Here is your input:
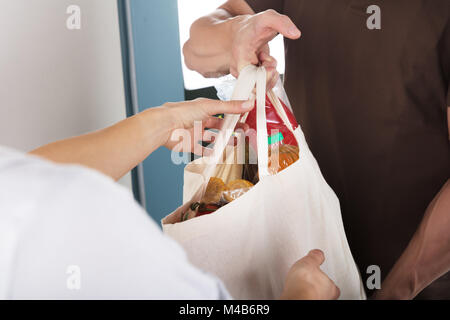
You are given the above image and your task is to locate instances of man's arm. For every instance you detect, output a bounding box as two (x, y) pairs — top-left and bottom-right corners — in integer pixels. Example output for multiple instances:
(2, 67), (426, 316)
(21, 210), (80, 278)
(374, 179), (450, 299)
(375, 109), (450, 299)
(182, 1), (253, 78)
(183, 0), (300, 86)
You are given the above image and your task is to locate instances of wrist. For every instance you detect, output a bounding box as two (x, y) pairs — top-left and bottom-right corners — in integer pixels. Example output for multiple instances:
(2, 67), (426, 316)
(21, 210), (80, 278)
(228, 15), (250, 59)
(229, 14), (248, 36)
(374, 267), (418, 300)
(139, 106), (178, 149)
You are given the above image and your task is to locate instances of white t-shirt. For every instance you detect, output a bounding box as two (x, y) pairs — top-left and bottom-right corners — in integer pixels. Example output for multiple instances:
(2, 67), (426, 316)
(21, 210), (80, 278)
(0, 146), (230, 299)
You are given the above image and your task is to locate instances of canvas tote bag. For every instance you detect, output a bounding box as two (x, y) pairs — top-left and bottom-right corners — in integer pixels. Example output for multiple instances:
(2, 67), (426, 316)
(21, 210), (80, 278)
(163, 65), (366, 300)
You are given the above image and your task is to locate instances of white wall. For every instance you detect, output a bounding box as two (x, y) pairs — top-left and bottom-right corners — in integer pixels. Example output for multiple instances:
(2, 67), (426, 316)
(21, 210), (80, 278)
(0, 0), (131, 188)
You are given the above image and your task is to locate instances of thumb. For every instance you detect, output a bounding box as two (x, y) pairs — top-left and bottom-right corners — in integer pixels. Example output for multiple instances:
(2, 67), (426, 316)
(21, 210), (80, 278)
(259, 10), (301, 40)
(304, 249), (325, 266)
(205, 99), (255, 116)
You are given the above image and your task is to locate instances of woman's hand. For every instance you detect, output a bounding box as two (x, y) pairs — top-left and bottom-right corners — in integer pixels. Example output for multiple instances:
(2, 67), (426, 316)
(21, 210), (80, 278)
(162, 98), (254, 155)
(280, 250), (341, 300)
(30, 98), (253, 181)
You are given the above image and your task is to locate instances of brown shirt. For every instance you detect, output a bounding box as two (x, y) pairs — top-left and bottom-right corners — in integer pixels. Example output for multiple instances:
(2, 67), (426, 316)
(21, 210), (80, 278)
(247, 0), (450, 298)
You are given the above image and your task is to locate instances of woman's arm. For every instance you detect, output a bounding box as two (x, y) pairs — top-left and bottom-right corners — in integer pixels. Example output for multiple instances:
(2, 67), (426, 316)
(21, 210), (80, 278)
(29, 99), (253, 181)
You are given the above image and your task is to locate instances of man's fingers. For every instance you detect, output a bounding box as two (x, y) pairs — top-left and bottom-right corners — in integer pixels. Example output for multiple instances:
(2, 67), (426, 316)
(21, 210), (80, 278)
(265, 68), (279, 90)
(259, 51), (278, 69)
(257, 51), (279, 89)
(257, 9), (301, 40)
(333, 285), (341, 300)
(305, 249), (326, 266)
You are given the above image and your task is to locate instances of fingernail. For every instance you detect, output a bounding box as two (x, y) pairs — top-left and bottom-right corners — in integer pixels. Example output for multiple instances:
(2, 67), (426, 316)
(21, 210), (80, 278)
(242, 100), (253, 110)
(288, 27), (300, 37)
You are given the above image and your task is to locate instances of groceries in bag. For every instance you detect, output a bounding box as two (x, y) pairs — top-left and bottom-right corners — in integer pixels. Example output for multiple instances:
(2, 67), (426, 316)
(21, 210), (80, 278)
(180, 177), (254, 222)
(162, 66), (366, 300)
(179, 92), (300, 222)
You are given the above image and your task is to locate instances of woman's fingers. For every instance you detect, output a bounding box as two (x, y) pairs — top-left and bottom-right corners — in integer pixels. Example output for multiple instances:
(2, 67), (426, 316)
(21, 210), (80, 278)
(199, 98), (254, 116)
(205, 117), (249, 129)
(203, 121), (250, 145)
(166, 98), (255, 154)
(235, 122), (250, 132)
(203, 117), (223, 130)
(167, 98), (254, 132)
(202, 128), (218, 143)
(198, 121), (251, 159)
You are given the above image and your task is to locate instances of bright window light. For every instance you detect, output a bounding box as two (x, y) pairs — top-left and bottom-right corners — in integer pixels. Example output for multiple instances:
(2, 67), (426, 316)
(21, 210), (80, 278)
(177, 0), (285, 91)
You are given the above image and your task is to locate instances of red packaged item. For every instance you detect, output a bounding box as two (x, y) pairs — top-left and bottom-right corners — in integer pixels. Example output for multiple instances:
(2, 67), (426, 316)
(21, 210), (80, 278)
(244, 94), (299, 149)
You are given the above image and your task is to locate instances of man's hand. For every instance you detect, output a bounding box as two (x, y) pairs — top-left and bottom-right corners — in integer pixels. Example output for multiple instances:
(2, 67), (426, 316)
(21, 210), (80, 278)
(183, 1), (300, 89)
(280, 249), (341, 300)
(228, 9), (300, 87)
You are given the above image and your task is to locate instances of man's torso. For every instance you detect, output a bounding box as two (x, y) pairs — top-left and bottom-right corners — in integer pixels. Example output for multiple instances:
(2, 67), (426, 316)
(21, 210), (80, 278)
(248, 0), (450, 298)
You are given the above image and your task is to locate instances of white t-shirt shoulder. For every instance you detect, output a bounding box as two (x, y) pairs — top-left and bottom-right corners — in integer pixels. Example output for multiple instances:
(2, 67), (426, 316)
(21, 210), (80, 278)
(0, 146), (230, 299)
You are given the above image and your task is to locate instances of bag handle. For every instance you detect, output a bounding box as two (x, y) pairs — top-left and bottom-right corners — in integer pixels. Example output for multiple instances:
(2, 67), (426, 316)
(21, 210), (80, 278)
(255, 69), (306, 179)
(203, 66), (271, 180)
(255, 67), (270, 179)
(200, 65), (259, 187)
(267, 90), (295, 133)
(201, 65), (301, 187)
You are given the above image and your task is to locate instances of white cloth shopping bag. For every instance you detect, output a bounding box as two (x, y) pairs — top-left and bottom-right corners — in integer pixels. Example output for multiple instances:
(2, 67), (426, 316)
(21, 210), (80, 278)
(163, 66), (366, 300)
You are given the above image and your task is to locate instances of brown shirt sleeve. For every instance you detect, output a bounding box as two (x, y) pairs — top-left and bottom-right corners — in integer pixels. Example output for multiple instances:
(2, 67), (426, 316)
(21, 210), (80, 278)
(245, 0), (285, 14)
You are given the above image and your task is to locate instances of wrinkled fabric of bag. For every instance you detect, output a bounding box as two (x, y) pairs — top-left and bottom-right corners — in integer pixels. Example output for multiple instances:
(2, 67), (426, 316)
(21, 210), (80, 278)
(163, 66), (366, 300)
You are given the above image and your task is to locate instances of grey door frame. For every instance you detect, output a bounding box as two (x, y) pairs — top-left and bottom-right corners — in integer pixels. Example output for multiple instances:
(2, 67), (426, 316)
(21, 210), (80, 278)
(117, 0), (146, 209)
